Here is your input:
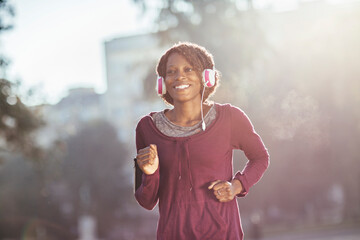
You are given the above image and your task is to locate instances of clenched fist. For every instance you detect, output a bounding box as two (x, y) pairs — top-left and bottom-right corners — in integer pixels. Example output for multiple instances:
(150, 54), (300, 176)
(136, 144), (159, 175)
(208, 179), (243, 202)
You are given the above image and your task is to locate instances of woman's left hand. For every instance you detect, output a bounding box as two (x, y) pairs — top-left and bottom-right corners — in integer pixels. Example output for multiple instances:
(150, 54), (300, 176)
(208, 179), (243, 202)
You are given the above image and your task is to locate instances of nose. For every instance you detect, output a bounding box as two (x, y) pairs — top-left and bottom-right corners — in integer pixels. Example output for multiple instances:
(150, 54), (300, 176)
(175, 70), (186, 81)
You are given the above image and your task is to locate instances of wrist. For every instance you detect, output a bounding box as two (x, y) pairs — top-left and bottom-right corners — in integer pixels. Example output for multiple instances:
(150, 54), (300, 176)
(231, 179), (243, 195)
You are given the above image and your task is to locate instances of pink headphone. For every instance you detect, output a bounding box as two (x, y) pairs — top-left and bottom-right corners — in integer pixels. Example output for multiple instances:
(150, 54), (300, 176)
(156, 68), (216, 96)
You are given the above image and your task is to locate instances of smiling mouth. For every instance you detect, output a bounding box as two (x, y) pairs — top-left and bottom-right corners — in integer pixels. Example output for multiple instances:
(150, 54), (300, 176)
(174, 84), (190, 90)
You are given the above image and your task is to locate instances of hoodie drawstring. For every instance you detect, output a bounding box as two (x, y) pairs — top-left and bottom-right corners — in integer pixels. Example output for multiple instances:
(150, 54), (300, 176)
(184, 139), (193, 191)
(174, 139), (193, 191)
(175, 140), (182, 181)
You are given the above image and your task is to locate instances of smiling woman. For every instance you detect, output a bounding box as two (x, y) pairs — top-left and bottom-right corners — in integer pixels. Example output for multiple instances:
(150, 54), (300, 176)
(156, 43), (219, 107)
(133, 42), (270, 240)
(164, 53), (203, 111)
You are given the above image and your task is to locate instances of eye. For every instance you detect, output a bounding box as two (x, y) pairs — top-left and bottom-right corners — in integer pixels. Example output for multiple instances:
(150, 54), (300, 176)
(185, 67), (193, 72)
(166, 69), (176, 75)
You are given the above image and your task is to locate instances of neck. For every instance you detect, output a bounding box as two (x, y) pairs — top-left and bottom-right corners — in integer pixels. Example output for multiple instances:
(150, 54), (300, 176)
(168, 99), (205, 127)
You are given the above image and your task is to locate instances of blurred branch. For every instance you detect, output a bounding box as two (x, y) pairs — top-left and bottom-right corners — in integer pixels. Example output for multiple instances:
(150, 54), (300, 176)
(0, 1), (44, 161)
(0, 79), (44, 159)
(0, 0), (14, 32)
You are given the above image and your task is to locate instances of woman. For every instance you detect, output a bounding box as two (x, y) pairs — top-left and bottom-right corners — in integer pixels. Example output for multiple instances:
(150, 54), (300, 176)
(134, 42), (269, 240)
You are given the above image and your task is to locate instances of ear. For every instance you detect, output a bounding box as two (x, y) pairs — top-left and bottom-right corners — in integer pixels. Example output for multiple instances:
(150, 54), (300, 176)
(156, 76), (166, 95)
(202, 69), (216, 87)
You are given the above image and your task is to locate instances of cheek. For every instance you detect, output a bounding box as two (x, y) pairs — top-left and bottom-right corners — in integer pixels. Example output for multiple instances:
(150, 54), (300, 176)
(196, 74), (204, 87)
(164, 78), (172, 89)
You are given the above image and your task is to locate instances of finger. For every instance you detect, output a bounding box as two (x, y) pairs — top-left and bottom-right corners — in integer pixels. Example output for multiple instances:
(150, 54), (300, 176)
(215, 188), (230, 198)
(150, 144), (157, 153)
(150, 144), (158, 158)
(213, 181), (231, 191)
(212, 182), (227, 191)
(137, 150), (151, 159)
(137, 158), (150, 167)
(137, 156), (151, 165)
(138, 152), (157, 166)
(149, 155), (155, 165)
(150, 149), (156, 159)
(215, 189), (224, 199)
(214, 189), (222, 197)
(138, 146), (150, 154)
(137, 150), (152, 159)
(150, 146), (158, 159)
(219, 198), (231, 203)
(137, 154), (152, 164)
(216, 194), (230, 202)
(208, 180), (222, 189)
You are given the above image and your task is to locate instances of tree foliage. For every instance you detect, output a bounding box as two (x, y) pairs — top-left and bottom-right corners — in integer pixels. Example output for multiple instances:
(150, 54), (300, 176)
(61, 120), (133, 238)
(0, 79), (43, 156)
(0, 0), (43, 159)
(0, 0), (14, 32)
(0, 153), (74, 239)
(0, 120), (134, 239)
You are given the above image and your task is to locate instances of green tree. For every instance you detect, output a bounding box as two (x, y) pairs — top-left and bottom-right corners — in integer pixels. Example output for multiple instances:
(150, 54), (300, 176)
(0, 0), (43, 160)
(0, 0), (14, 68)
(61, 120), (132, 238)
(0, 153), (74, 239)
(0, 79), (43, 157)
(0, 0), (14, 32)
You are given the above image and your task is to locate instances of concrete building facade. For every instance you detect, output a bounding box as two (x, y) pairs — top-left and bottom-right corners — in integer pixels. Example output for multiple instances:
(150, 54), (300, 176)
(103, 33), (168, 142)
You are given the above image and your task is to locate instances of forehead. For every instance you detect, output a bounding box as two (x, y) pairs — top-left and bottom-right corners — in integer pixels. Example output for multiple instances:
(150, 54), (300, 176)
(166, 52), (191, 67)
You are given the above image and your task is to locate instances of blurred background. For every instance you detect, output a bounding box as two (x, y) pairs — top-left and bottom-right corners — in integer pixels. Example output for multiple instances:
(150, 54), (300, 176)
(0, 0), (360, 239)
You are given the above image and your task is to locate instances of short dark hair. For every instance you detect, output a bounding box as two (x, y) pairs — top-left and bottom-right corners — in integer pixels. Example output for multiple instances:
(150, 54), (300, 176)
(156, 42), (220, 105)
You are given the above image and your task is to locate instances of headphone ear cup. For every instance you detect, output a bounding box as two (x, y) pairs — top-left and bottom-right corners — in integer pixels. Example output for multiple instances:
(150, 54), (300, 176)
(156, 76), (166, 95)
(202, 69), (216, 87)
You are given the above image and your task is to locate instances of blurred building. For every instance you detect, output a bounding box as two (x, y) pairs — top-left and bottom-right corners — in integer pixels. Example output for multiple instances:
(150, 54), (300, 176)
(35, 87), (104, 147)
(103, 33), (168, 142)
(36, 34), (169, 146)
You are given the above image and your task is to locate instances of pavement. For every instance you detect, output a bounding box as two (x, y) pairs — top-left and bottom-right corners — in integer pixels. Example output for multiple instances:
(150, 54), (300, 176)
(250, 227), (360, 240)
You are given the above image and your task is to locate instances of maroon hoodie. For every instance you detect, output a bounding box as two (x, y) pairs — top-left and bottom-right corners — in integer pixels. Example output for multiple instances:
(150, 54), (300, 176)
(135, 103), (269, 240)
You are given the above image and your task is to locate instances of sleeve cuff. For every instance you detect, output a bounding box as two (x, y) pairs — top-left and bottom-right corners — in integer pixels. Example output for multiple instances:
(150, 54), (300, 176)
(233, 171), (249, 197)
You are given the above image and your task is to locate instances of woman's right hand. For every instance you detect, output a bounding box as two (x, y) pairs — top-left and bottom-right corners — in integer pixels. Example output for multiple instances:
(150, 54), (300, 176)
(136, 144), (159, 175)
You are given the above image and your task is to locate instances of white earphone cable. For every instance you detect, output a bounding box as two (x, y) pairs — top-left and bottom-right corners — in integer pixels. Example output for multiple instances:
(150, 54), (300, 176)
(201, 85), (206, 131)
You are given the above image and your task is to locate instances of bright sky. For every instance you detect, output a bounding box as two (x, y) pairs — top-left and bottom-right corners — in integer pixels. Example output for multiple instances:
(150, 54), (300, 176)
(1, 0), (357, 106)
(1, 0), (154, 105)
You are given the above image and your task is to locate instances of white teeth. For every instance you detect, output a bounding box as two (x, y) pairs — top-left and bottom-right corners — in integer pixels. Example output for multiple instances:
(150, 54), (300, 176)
(175, 84), (190, 89)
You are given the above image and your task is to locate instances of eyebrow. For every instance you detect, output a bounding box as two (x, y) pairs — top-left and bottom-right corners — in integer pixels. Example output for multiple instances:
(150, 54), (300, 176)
(166, 64), (192, 68)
